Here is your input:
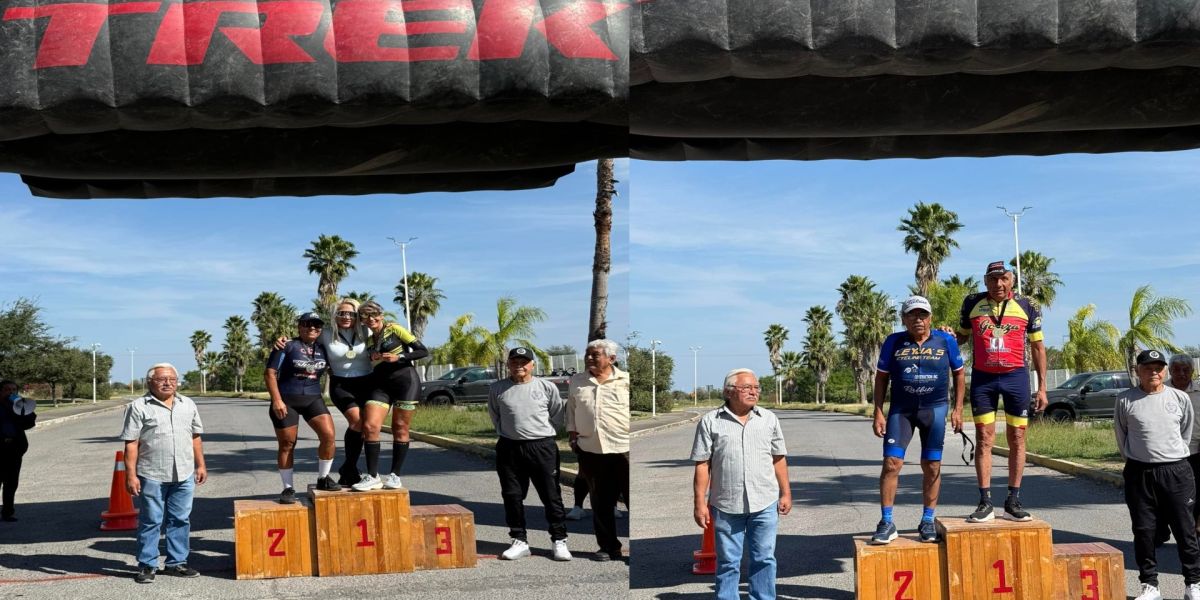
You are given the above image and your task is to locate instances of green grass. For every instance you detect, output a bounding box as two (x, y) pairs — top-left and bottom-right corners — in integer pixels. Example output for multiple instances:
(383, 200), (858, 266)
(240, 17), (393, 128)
(995, 420), (1121, 471)
(409, 405), (496, 436)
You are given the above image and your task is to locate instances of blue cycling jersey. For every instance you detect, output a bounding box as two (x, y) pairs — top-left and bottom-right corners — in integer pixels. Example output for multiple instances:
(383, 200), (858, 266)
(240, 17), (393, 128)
(877, 329), (963, 410)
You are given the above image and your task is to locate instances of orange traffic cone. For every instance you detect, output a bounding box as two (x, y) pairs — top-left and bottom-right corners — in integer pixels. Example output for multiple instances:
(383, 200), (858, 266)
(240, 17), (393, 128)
(692, 520), (717, 575)
(100, 450), (138, 531)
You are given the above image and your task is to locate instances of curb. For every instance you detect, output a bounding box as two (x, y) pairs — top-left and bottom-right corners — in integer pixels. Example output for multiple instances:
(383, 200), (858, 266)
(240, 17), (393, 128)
(630, 410), (704, 439)
(32, 400), (133, 431)
(395, 428), (579, 486)
(992, 446), (1122, 488)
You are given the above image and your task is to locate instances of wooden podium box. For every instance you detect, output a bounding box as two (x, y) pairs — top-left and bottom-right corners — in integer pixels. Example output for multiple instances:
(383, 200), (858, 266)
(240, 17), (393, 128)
(854, 535), (947, 600)
(1051, 543), (1125, 600)
(937, 517), (1054, 600)
(233, 499), (316, 579)
(309, 486), (414, 576)
(410, 505), (478, 570)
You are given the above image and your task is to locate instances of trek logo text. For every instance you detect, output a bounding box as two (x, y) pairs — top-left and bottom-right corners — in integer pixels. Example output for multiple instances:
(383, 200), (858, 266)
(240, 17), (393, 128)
(2, 0), (634, 69)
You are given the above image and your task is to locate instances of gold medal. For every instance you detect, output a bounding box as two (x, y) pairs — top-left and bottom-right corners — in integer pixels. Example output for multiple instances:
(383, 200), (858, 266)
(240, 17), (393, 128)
(345, 350), (357, 359)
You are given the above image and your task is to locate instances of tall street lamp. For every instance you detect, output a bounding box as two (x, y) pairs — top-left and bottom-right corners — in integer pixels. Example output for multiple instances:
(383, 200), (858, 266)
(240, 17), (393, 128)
(998, 206), (1032, 297)
(388, 236), (418, 331)
(128, 347), (137, 393)
(689, 346), (702, 406)
(91, 343), (101, 404)
(650, 340), (662, 417)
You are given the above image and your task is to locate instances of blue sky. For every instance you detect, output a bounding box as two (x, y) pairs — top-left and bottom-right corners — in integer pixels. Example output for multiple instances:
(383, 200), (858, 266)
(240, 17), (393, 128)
(0, 159), (629, 382)
(631, 151), (1200, 390)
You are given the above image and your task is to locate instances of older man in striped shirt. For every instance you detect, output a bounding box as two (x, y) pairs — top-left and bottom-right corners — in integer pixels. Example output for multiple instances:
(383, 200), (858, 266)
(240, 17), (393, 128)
(691, 368), (791, 600)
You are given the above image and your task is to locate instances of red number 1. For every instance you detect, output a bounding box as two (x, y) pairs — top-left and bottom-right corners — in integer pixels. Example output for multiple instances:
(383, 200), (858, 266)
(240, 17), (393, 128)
(1080, 569), (1099, 600)
(356, 518), (375, 547)
(993, 559), (1015, 593)
(267, 528), (286, 557)
(893, 570), (913, 600)
(435, 526), (453, 555)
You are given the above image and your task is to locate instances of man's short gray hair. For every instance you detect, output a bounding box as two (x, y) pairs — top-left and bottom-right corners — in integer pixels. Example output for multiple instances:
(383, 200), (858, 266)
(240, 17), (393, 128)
(723, 368), (757, 388)
(1170, 354), (1195, 368)
(146, 363), (179, 380)
(586, 339), (619, 358)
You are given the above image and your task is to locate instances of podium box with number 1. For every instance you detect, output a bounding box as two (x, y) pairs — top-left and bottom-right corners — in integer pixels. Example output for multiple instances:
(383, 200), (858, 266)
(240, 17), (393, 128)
(310, 485), (414, 576)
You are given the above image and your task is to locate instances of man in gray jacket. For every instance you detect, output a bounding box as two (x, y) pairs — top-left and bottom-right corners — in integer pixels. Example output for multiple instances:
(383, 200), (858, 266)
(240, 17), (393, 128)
(488, 347), (570, 562)
(1116, 349), (1200, 600)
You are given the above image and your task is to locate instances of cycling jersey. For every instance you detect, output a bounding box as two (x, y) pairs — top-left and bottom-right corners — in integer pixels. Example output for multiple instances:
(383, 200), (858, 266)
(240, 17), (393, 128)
(957, 292), (1044, 373)
(877, 329), (964, 410)
(267, 340), (327, 396)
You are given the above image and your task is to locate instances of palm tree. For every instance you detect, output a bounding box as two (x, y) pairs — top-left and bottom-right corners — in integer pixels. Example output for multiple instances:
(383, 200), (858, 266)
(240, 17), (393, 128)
(801, 306), (836, 404)
(189, 330), (211, 394)
(589, 158), (616, 341)
(837, 275), (895, 404)
(303, 234), (358, 319)
(475, 297), (549, 373)
(763, 324), (789, 406)
(221, 315), (253, 393)
(200, 351), (221, 392)
(393, 272), (445, 341)
(251, 292), (297, 359)
(1119, 285), (1193, 376)
(779, 350), (804, 402)
(1060, 304), (1123, 372)
(431, 313), (490, 367)
(1009, 250), (1062, 308)
(941, 274), (981, 291)
(898, 202), (963, 296)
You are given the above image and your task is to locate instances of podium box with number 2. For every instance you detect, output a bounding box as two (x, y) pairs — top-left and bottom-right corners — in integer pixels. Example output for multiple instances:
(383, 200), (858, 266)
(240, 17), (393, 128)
(233, 499), (317, 579)
(854, 535), (947, 600)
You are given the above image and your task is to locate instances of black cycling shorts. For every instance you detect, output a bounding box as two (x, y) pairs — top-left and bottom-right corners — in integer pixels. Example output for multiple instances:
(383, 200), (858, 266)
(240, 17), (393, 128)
(269, 394), (330, 429)
(330, 375), (372, 414)
(369, 366), (421, 410)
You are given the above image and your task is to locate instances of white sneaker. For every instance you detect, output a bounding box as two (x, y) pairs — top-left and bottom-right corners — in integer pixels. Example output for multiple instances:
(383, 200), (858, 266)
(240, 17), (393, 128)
(500, 539), (530, 560)
(351, 474), (383, 492)
(1186, 582), (1200, 600)
(552, 539), (572, 561)
(1135, 583), (1162, 600)
(565, 506), (587, 520)
(381, 473), (403, 489)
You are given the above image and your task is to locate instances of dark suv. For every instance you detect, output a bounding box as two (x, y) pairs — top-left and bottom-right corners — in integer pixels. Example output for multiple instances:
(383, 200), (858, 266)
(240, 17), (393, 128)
(1042, 370), (1133, 422)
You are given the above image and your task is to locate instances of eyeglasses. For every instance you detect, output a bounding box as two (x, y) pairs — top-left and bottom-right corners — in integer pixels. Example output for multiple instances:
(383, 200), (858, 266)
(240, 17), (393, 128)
(151, 378), (178, 384)
(299, 321), (323, 328)
(359, 313), (382, 320)
(335, 311), (357, 318)
(727, 385), (761, 393)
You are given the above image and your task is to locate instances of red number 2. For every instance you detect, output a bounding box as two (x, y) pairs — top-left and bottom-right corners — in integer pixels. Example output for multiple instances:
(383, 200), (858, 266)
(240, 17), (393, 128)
(267, 528), (286, 557)
(993, 559), (1015, 593)
(1080, 568), (1099, 600)
(893, 570), (913, 600)
(356, 518), (375, 547)
(435, 526), (453, 555)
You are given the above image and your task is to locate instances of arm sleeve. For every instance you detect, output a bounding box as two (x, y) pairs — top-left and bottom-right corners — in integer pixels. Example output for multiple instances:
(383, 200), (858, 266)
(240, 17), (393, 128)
(770, 413), (787, 456)
(565, 380), (579, 432)
(1114, 398), (1128, 459)
(119, 403), (141, 441)
(487, 384), (501, 433)
(876, 335), (894, 371)
(267, 346), (288, 372)
(191, 403), (204, 435)
(689, 416), (712, 462)
(404, 339), (429, 362)
(546, 381), (566, 429)
(1025, 298), (1045, 343)
(946, 333), (965, 371)
(1181, 391), (1194, 448)
(957, 296), (974, 335)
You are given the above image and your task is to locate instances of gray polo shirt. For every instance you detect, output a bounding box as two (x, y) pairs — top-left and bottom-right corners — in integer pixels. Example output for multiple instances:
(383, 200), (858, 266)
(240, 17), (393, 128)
(1115, 385), (1193, 463)
(690, 405), (787, 514)
(120, 392), (204, 483)
(488, 377), (564, 441)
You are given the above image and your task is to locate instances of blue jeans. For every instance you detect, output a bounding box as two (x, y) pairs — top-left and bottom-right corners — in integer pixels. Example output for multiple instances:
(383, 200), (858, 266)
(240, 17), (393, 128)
(713, 502), (778, 600)
(136, 474), (195, 569)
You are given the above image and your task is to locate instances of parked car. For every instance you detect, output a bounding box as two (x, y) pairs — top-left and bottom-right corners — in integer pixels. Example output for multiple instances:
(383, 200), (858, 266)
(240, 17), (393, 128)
(421, 366), (571, 406)
(1042, 370), (1133, 422)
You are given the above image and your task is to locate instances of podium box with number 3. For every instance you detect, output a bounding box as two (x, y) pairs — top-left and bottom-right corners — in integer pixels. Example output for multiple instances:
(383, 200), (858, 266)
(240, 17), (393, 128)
(233, 499), (317, 579)
(410, 505), (478, 570)
(1051, 542), (1124, 600)
(937, 517), (1054, 600)
(310, 486), (415, 576)
(854, 535), (947, 600)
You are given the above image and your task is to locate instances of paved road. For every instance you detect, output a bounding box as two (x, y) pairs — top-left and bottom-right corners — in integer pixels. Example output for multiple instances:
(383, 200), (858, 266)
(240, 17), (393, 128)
(633, 409), (1170, 599)
(0, 396), (627, 599)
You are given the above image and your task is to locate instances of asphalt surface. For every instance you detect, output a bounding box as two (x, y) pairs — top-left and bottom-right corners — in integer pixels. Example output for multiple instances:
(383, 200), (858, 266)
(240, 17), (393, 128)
(0, 396), (628, 599)
(632, 409), (1168, 600)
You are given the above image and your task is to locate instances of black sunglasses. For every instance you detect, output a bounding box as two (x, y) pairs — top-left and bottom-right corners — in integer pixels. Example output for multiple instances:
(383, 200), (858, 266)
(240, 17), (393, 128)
(299, 321), (323, 328)
(335, 311), (357, 318)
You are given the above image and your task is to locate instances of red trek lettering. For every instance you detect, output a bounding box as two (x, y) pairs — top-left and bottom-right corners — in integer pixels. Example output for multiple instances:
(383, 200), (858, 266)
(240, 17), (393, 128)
(325, 0), (467, 63)
(4, 2), (159, 68)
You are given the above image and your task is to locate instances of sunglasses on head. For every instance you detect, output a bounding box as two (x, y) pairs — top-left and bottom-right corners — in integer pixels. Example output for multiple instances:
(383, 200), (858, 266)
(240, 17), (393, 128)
(299, 321), (323, 328)
(335, 311), (357, 318)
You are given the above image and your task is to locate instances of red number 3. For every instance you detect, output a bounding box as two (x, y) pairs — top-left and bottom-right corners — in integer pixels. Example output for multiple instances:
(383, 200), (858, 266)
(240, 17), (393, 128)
(1080, 569), (1099, 600)
(435, 526), (453, 555)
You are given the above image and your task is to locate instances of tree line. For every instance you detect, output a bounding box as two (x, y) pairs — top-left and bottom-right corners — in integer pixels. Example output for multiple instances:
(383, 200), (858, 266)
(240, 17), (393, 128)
(0, 298), (114, 403)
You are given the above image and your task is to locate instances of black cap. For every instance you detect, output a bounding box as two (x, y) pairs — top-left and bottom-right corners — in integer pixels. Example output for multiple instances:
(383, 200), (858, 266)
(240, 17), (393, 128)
(1137, 349), (1168, 366)
(507, 347), (534, 361)
(297, 311), (324, 324)
(985, 261), (1009, 277)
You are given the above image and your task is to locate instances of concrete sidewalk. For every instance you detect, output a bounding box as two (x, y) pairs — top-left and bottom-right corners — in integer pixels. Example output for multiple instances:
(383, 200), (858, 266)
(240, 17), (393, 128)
(29, 396), (136, 430)
(630, 408), (706, 438)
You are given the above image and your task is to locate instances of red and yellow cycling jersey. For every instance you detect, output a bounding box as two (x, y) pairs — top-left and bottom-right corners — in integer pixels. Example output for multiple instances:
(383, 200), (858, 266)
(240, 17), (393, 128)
(957, 292), (1043, 373)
